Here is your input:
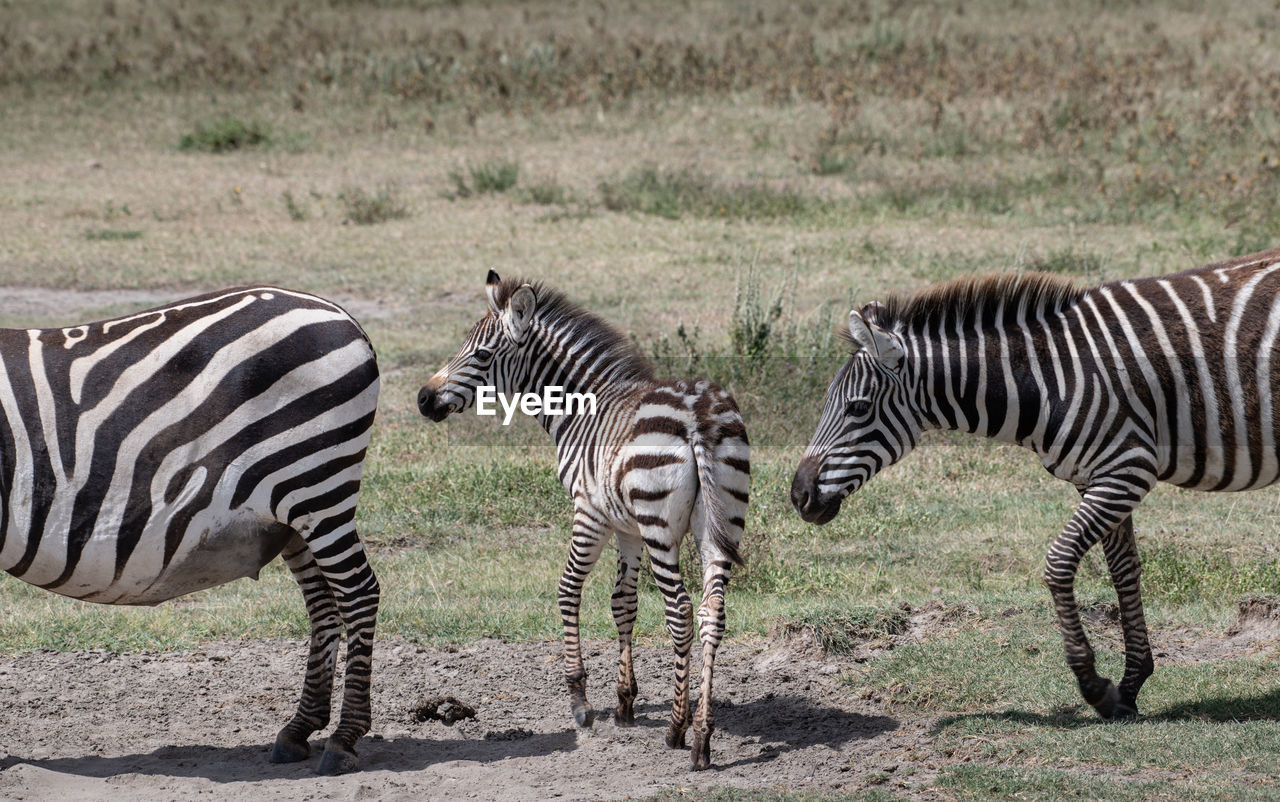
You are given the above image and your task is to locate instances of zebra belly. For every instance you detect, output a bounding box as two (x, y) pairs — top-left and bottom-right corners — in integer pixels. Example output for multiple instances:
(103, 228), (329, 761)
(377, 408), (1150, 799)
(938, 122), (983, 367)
(9, 516), (294, 606)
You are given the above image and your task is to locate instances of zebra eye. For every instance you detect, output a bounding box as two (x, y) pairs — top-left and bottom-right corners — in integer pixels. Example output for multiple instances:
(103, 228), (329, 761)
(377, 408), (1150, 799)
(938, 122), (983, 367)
(845, 399), (871, 419)
(474, 348), (493, 363)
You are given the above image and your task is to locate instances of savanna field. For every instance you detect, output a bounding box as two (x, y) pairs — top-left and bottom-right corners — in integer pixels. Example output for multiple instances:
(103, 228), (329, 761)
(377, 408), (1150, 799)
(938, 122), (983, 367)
(2, 1), (1280, 799)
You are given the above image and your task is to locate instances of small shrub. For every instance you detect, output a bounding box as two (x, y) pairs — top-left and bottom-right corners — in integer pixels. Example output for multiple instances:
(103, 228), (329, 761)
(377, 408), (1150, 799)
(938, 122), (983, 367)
(339, 184), (409, 225)
(178, 117), (271, 153)
(469, 159), (520, 193)
(520, 180), (570, 206)
(444, 159), (521, 199)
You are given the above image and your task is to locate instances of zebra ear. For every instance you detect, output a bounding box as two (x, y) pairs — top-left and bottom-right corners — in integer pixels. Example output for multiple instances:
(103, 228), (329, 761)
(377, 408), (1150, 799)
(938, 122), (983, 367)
(485, 270), (502, 315)
(848, 308), (905, 371)
(504, 284), (537, 339)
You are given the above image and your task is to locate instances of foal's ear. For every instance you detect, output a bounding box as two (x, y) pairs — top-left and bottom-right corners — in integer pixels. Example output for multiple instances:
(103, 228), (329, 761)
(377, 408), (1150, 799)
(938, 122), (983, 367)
(485, 270), (502, 315)
(847, 307), (905, 371)
(504, 284), (537, 340)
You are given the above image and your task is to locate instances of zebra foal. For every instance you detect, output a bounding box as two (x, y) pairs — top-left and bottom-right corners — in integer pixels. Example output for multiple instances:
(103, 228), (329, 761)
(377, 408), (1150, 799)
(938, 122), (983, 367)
(0, 286), (380, 774)
(417, 272), (748, 770)
(792, 246), (1280, 718)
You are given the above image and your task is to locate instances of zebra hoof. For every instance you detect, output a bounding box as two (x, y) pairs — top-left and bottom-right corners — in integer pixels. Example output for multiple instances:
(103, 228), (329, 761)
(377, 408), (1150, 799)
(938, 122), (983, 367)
(1089, 680), (1120, 720)
(573, 704), (595, 729)
(316, 747), (360, 776)
(689, 727), (712, 771)
(268, 736), (310, 764)
(1114, 700), (1139, 719)
(665, 725), (687, 750)
(615, 703), (635, 727)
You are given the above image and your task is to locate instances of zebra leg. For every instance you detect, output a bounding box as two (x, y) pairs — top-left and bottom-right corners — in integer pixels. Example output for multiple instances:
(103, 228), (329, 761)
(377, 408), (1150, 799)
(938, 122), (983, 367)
(645, 538), (695, 751)
(1045, 485), (1145, 720)
(560, 512), (608, 728)
(1100, 515), (1153, 717)
(612, 534), (643, 726)
(313, 538), (380, 776)
(270, 536), (344, 765)
(689, 558), (731, 771)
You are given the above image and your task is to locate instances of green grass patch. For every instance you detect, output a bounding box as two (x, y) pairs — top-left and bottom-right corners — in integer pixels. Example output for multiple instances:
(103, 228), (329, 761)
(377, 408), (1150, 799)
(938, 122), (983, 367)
(178, 117), (271, 153)
(446, 159), (521, 199)
(339, 183), (410, 225)
(83, 228), (142, 241)
(599, 166), (815, 221)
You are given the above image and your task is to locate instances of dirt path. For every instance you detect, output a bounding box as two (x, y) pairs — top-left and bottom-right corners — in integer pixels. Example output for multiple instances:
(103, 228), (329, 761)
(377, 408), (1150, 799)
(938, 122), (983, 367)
(0, 638), (932, 801)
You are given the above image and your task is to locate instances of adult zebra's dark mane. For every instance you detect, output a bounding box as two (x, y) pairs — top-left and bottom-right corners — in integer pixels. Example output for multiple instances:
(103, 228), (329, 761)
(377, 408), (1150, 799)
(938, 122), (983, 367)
(862, 272), (1087, 335)
(491, 277), (655, 383)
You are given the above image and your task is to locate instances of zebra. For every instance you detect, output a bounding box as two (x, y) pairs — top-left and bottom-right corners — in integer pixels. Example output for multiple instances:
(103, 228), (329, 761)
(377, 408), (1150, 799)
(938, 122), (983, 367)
(417, 271), (748, 770)
(791, 245), (1280, 719)
(0, 286), (381, 775)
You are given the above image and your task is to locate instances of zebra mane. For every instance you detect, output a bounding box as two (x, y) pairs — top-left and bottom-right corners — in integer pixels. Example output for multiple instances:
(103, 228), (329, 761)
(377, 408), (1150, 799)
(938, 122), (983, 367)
(844, 272), (1087, 343)
(491, 277), (655, 383)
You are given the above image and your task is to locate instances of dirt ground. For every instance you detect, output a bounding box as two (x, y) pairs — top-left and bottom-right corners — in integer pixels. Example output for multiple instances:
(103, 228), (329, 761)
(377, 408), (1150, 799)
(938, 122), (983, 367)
(0, 637), (931, 801)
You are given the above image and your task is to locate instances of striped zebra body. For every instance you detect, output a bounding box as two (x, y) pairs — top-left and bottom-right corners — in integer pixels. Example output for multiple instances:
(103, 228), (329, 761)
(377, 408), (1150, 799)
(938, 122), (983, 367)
(791, 246), (1280, 719)
(418, 272), (748, 770)
(0, 286), (381, 774)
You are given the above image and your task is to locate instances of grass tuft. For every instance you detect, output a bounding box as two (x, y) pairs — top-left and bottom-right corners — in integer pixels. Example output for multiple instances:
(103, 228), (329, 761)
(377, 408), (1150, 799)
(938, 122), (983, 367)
(339, 184), (410, 225)
(599, 166), (814, 221)
(178, 117), (271, 153)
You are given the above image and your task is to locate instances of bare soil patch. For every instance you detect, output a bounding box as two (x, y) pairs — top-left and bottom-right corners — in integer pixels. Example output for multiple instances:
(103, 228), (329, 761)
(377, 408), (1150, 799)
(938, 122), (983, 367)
(0, 638), (932, 801)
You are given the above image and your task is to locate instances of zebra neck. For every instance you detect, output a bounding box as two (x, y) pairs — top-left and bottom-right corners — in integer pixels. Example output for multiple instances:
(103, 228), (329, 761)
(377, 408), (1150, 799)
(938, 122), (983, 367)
(523, 321), (643, 441)
(909, 312), (1050, 448)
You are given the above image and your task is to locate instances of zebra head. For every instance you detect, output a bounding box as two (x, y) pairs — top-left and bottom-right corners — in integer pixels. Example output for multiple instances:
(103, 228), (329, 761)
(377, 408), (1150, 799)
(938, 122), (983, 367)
(791, 302), (920, 525)
(418, 270), (536, 422)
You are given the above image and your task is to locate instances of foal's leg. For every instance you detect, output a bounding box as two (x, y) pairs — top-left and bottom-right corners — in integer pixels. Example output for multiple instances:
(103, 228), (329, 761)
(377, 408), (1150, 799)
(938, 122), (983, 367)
(612, 533), (643, 725)
(644, 534), (695, 750)
(561, 504), (609, 728)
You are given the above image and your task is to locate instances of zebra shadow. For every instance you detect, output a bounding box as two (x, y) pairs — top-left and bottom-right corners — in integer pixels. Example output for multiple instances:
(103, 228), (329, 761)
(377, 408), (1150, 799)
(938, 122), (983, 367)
(0, 730), (579, 783)
(622, 694), (898, 769)
(930, 686), (1280, 733)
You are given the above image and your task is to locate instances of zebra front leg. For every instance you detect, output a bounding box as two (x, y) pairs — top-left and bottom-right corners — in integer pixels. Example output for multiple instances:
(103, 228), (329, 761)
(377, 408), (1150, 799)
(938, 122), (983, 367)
(646, 538), (695, 751)
(560, 512), (608, 728)
(689, 559), (731, 771)
(1046, 484), (1145, 719)
(1101, 515), (1154, 717)
(271, 537), (343, 765)
(612, 534), (643, 725)
(313, 539), (381, 776)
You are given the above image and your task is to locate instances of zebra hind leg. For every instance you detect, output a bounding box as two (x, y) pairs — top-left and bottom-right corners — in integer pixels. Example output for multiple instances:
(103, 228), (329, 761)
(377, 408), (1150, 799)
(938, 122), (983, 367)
(1100, 516), (1154, 717)
(315, 537), (380, 776)
(645, 538), (695, 751)
(689, 559), (731, 771)
(271, 536), (343, 765)
(611, 534), (643, 726)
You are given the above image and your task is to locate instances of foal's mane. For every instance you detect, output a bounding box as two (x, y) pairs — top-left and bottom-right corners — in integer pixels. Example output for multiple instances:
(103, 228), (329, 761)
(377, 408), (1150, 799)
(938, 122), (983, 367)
(490, 277), (655, 383)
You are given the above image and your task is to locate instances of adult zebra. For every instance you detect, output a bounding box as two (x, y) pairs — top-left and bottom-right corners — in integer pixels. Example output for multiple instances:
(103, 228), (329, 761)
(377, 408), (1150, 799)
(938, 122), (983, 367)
(0, 286), (381, 775)
(791, 246), (1280, 719)
(417, 271), (748, 770)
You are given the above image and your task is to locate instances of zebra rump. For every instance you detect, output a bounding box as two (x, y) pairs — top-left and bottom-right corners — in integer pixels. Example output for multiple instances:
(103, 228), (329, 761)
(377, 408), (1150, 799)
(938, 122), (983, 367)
(0, 285), (381, 774)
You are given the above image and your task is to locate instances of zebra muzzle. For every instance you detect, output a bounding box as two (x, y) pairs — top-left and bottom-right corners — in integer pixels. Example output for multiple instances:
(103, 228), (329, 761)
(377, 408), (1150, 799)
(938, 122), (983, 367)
(417, 386), (457, 422)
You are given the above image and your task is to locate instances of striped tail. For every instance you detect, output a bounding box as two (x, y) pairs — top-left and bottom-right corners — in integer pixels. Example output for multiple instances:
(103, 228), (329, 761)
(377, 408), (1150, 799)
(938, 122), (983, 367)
(691, 434), (744, 567)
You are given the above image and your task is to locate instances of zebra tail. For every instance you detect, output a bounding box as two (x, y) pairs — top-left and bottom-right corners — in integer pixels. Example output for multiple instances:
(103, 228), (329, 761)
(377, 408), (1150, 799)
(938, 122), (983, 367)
(691, 435), (745, 567)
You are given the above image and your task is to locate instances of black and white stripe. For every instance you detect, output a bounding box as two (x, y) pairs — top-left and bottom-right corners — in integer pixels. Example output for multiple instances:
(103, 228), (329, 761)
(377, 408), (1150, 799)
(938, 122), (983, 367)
(418, 271), (748, 770)
(0, 286), (380, 774)
(792, 246), (1280, 719)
